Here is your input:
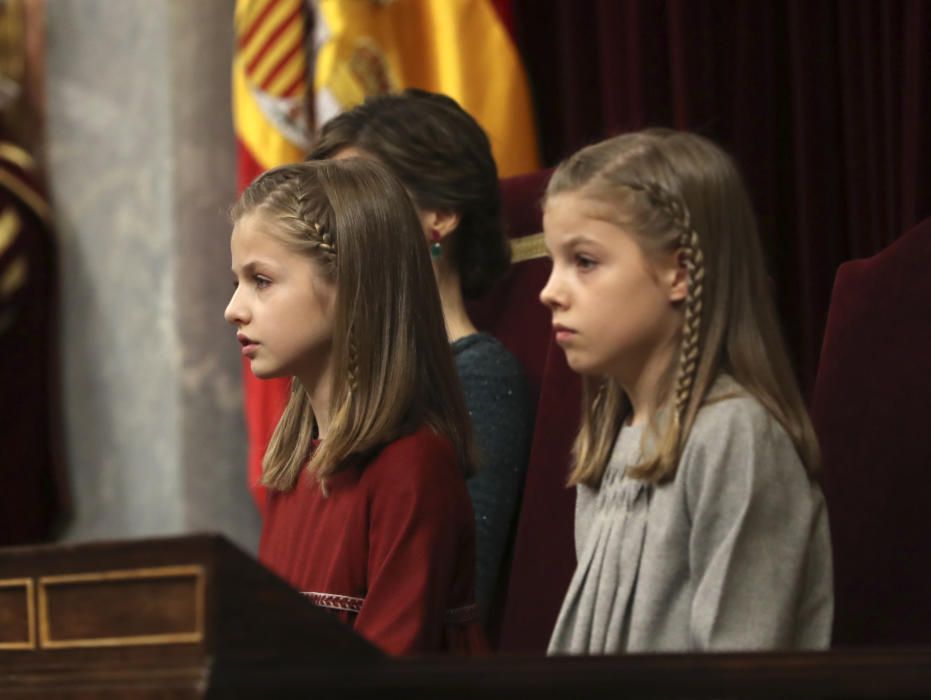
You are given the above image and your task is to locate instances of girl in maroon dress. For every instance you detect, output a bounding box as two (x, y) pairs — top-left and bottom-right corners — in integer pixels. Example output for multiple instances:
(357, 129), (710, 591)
(224, 158), (485, 655)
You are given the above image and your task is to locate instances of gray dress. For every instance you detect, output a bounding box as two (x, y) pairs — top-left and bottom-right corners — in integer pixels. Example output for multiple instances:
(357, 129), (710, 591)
(548, 380), (833, 654)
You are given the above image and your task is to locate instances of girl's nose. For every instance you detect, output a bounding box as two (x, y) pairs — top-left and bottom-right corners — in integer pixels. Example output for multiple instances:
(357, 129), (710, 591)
(539, 268), (564, 310)
(224, 287), (247, 325)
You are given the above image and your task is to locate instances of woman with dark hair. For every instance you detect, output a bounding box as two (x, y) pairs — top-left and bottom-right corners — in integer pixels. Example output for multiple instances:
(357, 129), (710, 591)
(309, 89), (533, 622)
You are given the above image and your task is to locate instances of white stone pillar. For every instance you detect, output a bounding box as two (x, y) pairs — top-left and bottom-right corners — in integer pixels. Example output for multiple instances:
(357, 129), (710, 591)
(47, 0), (260, 550)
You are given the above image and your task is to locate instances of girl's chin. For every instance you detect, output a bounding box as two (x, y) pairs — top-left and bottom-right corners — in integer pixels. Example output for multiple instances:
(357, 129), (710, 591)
(567, 361), (600, 377)
(250, 362), (286, 380)
(564, 352), (600, 376)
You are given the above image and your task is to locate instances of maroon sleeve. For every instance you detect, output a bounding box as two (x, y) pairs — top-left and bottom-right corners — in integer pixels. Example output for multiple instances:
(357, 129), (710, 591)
(355, 434), (470, 655)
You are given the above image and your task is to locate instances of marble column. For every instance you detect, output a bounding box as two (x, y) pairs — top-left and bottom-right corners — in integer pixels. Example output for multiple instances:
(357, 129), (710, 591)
(47, 0), (260, 550)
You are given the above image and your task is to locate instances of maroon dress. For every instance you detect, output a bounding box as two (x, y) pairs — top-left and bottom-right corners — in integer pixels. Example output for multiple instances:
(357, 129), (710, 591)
(259, 426), (486, 655)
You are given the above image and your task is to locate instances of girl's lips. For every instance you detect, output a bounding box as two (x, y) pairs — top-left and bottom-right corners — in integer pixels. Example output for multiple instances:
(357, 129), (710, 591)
(237, 333), (259, 356)
(554, 325), (576, 343)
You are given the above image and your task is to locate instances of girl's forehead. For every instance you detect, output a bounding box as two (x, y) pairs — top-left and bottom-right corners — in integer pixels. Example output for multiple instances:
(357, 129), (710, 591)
(232, 212), (289, 244)
(545, 192), (622, 233)
(233, 210), (275, 234)
(231, 215), (291, 257)
(546, 191), (619, 222)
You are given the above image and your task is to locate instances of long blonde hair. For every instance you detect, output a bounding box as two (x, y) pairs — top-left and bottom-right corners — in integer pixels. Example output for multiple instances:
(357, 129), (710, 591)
(547, 129), (820, 487)
(233, 159), (476, 491)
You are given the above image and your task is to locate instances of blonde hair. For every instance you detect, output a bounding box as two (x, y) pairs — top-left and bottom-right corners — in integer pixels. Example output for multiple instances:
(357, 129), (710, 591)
(547, 129), (820, 487)
(233, 159), (476, 491)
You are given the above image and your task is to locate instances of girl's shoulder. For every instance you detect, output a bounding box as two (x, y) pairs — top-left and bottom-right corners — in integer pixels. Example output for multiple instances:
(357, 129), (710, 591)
(360, 426), (461, 490)
(691, 375), (781, 438)
(681, 375), (803, 482)
(674, 376), (825, 534)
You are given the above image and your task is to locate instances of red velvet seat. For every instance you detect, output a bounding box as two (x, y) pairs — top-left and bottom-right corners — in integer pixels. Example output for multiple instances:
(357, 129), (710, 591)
(468, 169), (580, 653)
(811, 216), (931, 646)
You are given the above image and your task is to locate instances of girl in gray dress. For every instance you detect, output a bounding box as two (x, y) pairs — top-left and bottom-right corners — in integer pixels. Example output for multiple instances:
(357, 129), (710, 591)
(540, 129), (832, 654)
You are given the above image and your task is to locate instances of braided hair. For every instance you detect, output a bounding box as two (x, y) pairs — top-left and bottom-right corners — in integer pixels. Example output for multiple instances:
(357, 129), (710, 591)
(621, 181), (705, 434)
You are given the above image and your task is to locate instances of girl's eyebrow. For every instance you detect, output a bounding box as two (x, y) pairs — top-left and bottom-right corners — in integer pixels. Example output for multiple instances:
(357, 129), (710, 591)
(544, 234), (599, 256)
(232, 259), (277, 275)
(562, 234), (606, 250)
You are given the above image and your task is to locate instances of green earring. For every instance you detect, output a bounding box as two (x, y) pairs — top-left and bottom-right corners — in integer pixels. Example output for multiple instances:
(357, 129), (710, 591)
(430, 228), (442, 261)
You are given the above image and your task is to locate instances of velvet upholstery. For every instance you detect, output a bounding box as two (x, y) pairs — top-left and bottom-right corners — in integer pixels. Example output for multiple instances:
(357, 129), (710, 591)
(811, 216), (931, 646)
(468, 169), (580, 652)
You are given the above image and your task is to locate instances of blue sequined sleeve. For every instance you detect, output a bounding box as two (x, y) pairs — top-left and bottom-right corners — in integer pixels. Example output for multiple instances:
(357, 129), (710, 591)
(452, 333), (534, 619)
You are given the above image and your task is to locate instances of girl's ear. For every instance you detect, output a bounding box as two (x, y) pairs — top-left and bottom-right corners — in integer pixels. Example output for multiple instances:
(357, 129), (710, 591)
(667, 248), (689, 303)
(421, 209), (461, 238)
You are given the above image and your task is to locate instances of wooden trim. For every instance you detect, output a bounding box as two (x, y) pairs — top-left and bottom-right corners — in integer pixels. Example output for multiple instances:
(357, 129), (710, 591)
(37, 565), (205, 650)
(0, 578), (35, 650)
(510, 232), (547, 263)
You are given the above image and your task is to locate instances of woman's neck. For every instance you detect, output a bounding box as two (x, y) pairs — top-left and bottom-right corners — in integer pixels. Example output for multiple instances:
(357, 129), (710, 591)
(435, 263), (477, 343)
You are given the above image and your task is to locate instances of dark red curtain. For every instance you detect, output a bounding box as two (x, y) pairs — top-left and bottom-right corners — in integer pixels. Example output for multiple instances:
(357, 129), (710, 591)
(512, 0), (930, 393)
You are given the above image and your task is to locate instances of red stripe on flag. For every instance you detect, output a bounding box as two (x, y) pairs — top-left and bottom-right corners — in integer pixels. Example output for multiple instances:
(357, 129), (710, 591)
(237, 0), (281, 50)
(259, 38), (303, 92)
(245, 4), (303, 76)
(281, 70), (307, 98)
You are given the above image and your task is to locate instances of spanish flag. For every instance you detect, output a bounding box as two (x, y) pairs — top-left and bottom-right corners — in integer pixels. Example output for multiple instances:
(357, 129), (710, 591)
(312, 0), (539, 177)
(233, 0), (310, 513)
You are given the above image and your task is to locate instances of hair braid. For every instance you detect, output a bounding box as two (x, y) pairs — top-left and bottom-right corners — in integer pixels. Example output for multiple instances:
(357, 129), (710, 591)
(248, 168), (339, 262)
(347, 332), (359, 394)
(623, 181), (705, 429)
(291, 184), (337, 260)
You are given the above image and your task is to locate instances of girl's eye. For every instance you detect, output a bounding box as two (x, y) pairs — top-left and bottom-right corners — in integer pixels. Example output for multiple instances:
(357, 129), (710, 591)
(575, 254), (597, 270)
(255, 275), (271, 289)
(231, 279), (239, 290)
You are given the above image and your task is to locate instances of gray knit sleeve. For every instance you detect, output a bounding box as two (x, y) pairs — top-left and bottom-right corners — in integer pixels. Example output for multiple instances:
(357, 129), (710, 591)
(681, 397), (833, 649)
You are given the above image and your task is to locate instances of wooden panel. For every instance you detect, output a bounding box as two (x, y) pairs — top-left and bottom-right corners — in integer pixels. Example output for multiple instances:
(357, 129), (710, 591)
(38, 566), (204, 649)
(0, 578), (34, 650)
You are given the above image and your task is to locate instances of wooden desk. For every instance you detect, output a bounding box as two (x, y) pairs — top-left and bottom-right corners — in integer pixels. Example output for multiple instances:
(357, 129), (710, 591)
(2, 534), (930, 699)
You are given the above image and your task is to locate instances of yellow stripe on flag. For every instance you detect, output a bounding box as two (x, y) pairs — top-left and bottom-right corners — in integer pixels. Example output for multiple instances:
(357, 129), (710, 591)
(233, 0), (307, 172)
(266, 51), (306, 96)
(234, 0), (274, 29)
(240, 0), (299, 70)
(233, 56), (305, 170)
(250, 21), (303, 88)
